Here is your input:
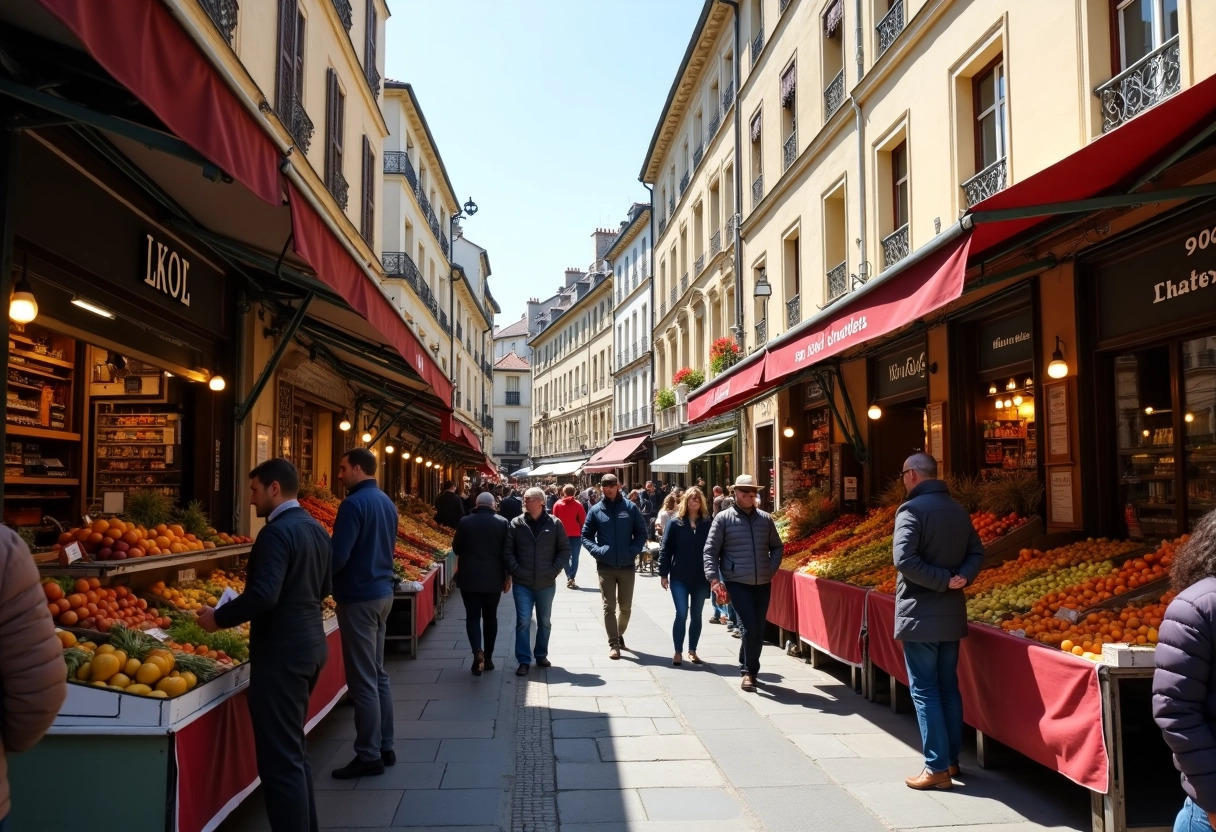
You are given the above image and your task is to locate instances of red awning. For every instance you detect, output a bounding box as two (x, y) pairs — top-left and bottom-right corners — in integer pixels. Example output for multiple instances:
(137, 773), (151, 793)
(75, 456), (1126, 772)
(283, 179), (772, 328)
(687, 353), (767, 423)
(478, 458), (498, 478)
(442, 414), (483, 455)
(38, 0), (452, 405)
(584, 434), (650, 473)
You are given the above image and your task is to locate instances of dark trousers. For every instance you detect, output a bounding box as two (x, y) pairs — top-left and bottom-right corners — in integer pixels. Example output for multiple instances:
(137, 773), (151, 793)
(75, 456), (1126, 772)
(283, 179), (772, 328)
(462, 590), (502, 655)
(248, 654), (325, 832)
(725, 581), (772, 677)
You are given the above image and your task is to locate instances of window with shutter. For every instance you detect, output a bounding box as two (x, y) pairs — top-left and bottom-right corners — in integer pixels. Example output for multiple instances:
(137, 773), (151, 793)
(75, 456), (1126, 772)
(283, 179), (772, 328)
(364, 0), (380, 95)
(325, 69), (348, 210)
(275, 0), (297, 116)
(361, 135), (375, 244)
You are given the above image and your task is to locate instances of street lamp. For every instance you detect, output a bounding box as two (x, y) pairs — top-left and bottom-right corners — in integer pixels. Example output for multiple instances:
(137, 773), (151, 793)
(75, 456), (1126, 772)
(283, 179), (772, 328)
(448, 196), (479, 401)
(753, 271), (772, 349)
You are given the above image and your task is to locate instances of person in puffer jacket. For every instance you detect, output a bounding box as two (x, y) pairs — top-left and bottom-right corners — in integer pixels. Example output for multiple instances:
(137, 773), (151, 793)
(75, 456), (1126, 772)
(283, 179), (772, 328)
(1154, 510), (1216, 832)
(703, 475), (783, 691)
(581, 473), (648, 658)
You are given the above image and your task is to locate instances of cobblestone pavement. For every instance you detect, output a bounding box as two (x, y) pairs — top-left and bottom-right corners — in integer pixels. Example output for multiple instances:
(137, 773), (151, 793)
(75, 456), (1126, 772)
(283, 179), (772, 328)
(220, 559), (1091, 831)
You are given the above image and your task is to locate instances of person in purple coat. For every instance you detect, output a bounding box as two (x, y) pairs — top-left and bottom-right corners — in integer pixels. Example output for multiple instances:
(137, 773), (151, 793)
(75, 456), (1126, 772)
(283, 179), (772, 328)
(1154, 510), (1216, 832)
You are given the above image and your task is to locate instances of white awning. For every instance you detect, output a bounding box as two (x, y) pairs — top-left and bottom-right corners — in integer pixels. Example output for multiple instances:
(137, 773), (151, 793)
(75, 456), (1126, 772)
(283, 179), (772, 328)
(649, 431), (736, 473)
(528, 459), (587, 477)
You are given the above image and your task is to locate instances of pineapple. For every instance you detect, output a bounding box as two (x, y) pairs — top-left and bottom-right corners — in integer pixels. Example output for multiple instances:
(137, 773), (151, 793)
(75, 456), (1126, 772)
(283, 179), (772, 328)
(175, 500), (211, 539)
(108, 623), (157, 662)
(125, 489), (174, 529)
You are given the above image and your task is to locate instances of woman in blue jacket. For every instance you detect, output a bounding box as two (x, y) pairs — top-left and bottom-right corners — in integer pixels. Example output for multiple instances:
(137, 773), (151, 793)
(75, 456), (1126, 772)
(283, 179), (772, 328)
(659, 487), (712, 666)
(1154, 511), (1216, 832)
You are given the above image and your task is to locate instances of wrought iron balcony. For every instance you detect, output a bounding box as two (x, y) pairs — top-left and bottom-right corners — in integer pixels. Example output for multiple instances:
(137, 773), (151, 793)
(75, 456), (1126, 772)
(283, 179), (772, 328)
(670, 287), (677, 307)
(827, 260), (848, 301)
(722, 81), (735, 112)
(456, 322), (463, 340)
(658, 216), (668, 237)
(877, 0), (904, 56)
(693, 142), (704, 169)
(786, 294), (800, 328)
(327, 169), (349, 211)
(483, 415), (494, 430)
(441, 232), (450, 258)
(285, 95), (314, 154)
(679, 171), (690, 197)
(1096, 35), (1180, 133)
(382, 251), (421, 289)
(783, 130), (797, 171)
(668, 195), (675, 215)
(726, 214), (738, 241)
(882, 224), (910, 269)
(455, 390), (462, 408)
(365, 64), (381, 97)
(780, 0), (792, 14)
(331, 0), (353, 29)
(825, 69), (845, 121)
(695, 253), (705, 275)
(708, 109), (722, 140)
(632, 342), (640, 361)
(751, 27), (765, 68)
(752, 174), (763, 209)
(680, 273), (689, 295)
(201, 0), (238, 44)
(660, 300), (667, 316)
(384, 151), (418, 190)
(755, 318), (767, 347)
(506, 440), (520, 453)
(710, 230), (721, 258)
(642, 336), (649, 352)
(961, 156), (1008, 208)
(440, 310), (450, 333)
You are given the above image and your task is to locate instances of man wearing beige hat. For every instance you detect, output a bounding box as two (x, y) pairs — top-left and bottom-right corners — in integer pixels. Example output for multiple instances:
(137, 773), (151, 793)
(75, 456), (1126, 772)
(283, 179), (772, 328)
(703, 475), (784, 691)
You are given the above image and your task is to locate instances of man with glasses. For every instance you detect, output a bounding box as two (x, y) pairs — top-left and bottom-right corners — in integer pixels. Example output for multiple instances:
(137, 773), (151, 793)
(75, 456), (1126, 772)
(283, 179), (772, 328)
(703, 475), (784, 691)
(893, 453), (984, 791)
(505, 487), (570, 676)
(581, 473), (648, 659)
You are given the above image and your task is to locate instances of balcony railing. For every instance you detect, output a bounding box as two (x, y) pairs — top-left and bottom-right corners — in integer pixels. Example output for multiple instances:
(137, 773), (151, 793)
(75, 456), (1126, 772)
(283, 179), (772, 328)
(695, 253), (705, 275)
(365, 64), (381, 97)
(1096, 35), (1181, 133)
(658, 215), (668, 237)
(752, 174), (764, 209)
(285, 95), (314, 154)
(710, 229), (721, 258)
(441, 232), (450, 258)
(506, 440), (520, 453)
(201, 0), (238, 43)
(440, 310), (450, 334)
(670, 287), (677, 307)
(383, 251), (421, 288)
(780, 0), (792, 14)
(660, 300), (667, 317)
(722, 80), (735, 112)
(616, 350), (623, 367)
(961, 156), (1008, 208)
(668, 195), (675, 215)
(331, 0), (353, 30)
(483, 415), (494, 431)
(383, 151), (418, 190)
(751, 27), (765, 68)
(327, 169), (349, 211)
(505, 390), (521, 406)
(882, 224), (910, 269)
(455, 391), (462, 409)
(783, 130), (797, 171)
(656, 403), (687, 433)
(631, 341), (639, 361)
(825, 69), (845, 121)
(786, 295), (800, 329)
(877, 0), (904, 56)
(755, 318), (768, 347)
(679, 171), (690, 197)
(726, 214), (738, 242)
(827, 260), (848, 301)
(693, 142), (704, 169)
(456, 322), (463, 340)
(708, 109), (722, 140)
(680, 273), (689, 295)
(642, 336), (649, 352)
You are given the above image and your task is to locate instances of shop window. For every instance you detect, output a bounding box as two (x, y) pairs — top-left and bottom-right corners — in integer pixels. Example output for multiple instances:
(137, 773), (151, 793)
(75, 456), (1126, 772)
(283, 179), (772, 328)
(1182, 336), (1216, 527)
(1116, 345), (1177, 539)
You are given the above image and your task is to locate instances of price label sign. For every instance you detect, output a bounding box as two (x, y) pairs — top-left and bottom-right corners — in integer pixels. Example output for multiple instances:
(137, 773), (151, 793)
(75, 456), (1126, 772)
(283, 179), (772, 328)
(59, 541), (86, 566)
(1054, 607), (1081, 624)
(145, 628), (170, 642)
(178, 568), (196, 583)
(214, 587), (239, 609)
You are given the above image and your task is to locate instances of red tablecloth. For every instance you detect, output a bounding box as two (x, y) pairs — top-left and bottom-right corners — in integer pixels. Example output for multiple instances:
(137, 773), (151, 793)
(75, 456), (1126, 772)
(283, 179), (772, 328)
(865, 591), (1108, 792)
(793, 573), (866, 666)
(767, 568), (799, 633)
(416, 568), (438, 637)
(174, 625), (348, 832)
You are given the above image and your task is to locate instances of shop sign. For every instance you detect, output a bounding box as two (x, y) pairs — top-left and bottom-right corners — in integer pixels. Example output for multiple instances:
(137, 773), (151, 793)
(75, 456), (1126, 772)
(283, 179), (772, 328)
(1098, 216), (1216, 341)
(143, 234), (193, 307)
(874, 342), (928, 401)
(977, 309), (1034, 373)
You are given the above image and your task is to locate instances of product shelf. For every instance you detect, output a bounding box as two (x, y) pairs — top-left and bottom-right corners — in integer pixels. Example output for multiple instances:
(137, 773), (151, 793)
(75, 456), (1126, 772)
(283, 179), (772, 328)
(37, 543), (253, 577)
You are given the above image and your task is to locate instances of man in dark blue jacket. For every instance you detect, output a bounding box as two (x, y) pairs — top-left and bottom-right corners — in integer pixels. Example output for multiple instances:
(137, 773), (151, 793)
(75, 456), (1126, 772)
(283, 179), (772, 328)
(581, 473), (648, 658)
(199, 458), (331, 832)
(498, 487), (523, 522)
(893, 453), (984, 792)
(329, 448), (399, 780)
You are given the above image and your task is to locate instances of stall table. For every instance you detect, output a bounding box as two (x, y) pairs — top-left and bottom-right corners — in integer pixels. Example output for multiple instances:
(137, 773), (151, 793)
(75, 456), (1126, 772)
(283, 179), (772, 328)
(792, 572), (866, 690)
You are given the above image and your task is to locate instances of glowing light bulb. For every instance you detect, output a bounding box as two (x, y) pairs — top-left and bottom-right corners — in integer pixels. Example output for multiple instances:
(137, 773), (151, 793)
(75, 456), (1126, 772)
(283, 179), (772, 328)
(867, 404), (882, 420)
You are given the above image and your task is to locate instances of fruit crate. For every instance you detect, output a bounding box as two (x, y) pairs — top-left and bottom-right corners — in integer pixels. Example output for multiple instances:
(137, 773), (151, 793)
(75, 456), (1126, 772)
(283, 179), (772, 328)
(981, 516), (1045, 565)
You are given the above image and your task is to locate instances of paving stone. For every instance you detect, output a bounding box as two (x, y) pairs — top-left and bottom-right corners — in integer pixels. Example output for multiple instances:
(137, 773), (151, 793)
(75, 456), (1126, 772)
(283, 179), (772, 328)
(381, 700), (427, 720)
(390, 788), (502, 826)
(393, 719), (495, 739)
(620, 698), (676, 718)
(552, 716), (661, 738)
(637, 787), (747, 821)
(418, 699), (499, 721)
(652, 718), (687, 735)
(817, 756), (929, 784)
(595, 735), (710, 761)
(561, 822), (758, 832)
(788, 733), (860, 760)
(558, 759), (723, 790)
(546, 681), (666, 698)
(554, 738), (601, 762)
(740, 785), (887, 832)
(556, 789), (647, 823)
(434, 738), (510, 762)
(670, 695), (752, 711)
(681, 705), (770, 731)
(314, 789), (404, 827)
(549, 696), (609, 717)
(385, 668), (441, 684)
(440, 760), (509, 789)
(353, 762), (445, 791)
(844, 782), (968, 828)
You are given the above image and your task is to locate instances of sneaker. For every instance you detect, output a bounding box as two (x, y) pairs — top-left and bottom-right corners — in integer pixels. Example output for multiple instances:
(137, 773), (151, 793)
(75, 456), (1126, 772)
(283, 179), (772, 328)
(332, 756), (385, 780)
(569, 581), (578, 589)
(708, 616), (723, 624)
(382, 749), (396, 766)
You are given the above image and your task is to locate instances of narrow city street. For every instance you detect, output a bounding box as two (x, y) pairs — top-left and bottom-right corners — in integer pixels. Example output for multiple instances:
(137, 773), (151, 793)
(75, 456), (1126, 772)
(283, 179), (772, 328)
(220, 560), (1089, 832)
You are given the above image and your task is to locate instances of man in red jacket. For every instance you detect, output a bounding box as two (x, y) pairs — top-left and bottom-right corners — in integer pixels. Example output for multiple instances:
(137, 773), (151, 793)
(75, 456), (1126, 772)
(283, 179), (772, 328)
(553, 484), (587, 589)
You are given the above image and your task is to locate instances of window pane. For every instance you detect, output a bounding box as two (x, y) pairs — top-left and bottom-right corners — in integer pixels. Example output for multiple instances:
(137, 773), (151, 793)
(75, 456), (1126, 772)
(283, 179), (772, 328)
(897, 180), (909, 228)
(1116, 346), (1177, 539)
(1120, 0), (1154, 66)
(978, 69), (995, 112)
(1184, 336), (1216, 525)
(1164, 0), (1178, 40)
(979, 114), (999, 168)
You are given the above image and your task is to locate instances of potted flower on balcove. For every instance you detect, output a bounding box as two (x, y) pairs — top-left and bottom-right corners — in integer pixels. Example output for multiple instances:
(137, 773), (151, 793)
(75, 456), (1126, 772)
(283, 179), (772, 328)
(655, 388), (676, 411)
(709, 337), (741, 376)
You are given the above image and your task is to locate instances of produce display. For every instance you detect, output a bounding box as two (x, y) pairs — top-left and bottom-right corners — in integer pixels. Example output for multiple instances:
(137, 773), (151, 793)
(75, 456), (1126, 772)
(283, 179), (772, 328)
(49, 517), (252, 562)
(60, 623), (225, 698)
(43, 577), (169, 631)
(148, 570), (245, 612)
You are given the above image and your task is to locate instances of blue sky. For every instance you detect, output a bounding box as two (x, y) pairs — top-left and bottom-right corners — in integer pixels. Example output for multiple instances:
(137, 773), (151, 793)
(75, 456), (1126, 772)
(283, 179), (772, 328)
(385, 0), (704, 328)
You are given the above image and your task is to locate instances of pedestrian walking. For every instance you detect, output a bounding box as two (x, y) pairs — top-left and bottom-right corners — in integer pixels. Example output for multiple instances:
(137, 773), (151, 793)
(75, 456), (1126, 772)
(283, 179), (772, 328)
(326, 449), (399, 779)
(641, 481), (661, 538)
(0, 525), (67, 832)
(546, 486), (560, 512)
(505, 487), (570, 675)
(499, 487), (523, 522)
(553, 484), (588, 589)
(655, 492), (679, 540)
(198, 459), (331, 831)
(892, 452), (984, 790)
(454, 491), (511, 676)
(582, 473), (648, 659)
(659, 487), (713, 666)
(1154, 509), (1216, 831)
(711, 485), (725, 514)
(434, 479), (466, 529)
(703, 475), (783, 692)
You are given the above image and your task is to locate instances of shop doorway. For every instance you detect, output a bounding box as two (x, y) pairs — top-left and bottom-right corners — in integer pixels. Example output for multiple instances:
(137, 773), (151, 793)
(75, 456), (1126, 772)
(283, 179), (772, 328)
(756, 424), (775, 506)
(872, 399), (927, 498)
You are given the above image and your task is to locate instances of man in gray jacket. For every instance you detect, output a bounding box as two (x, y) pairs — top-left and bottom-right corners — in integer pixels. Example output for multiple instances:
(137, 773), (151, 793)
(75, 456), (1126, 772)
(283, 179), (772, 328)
(506, 487), (570, 676)
(703, 475), (783, 691)
(893, 453), (984, 791)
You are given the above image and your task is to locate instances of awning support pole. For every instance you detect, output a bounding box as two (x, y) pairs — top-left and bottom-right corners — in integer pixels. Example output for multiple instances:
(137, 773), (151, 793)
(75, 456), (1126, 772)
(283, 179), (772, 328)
(816, 366), (867, 464)
(369, 403), (414, 447)
(235, 293), (313, 424)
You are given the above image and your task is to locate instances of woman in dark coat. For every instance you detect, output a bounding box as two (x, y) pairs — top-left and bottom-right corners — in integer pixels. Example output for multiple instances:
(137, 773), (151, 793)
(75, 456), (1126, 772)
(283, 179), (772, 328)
(452, 492), (511, 676)
(659, 487), (712, 666)
(1154, 509), (1216, 832)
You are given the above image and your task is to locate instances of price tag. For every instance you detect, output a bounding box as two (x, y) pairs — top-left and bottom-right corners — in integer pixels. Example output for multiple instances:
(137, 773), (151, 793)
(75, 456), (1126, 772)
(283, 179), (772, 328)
(1054, 607), (1081, 624)
(178, 568), (196, 583)
(82, 514), (93, 527)
(145, 628), (170, 642)
(59, 541), (86, 566)
(214, 587), (239, 609)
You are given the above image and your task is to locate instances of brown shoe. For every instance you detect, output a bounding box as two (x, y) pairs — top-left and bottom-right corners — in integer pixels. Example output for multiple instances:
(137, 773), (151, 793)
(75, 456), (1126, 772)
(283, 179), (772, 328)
(672, 652), (682, 666)
(609, 647), (621, 660)
(689, 651), (703, 664)
(741, 674), (756, 691)
(905, 768), (953, 790)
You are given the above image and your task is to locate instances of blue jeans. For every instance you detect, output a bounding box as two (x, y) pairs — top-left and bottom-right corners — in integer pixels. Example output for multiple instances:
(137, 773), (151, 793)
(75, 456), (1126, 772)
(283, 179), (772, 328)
(670, 578), (711, 652)
(1175, 797), (1215, 832)
(725, 581), (772, 677)
(0, 811), (8, 832)
(513, 583), (556, 665)
(903, 640), (963, 773)
(566, 536), (581, 581)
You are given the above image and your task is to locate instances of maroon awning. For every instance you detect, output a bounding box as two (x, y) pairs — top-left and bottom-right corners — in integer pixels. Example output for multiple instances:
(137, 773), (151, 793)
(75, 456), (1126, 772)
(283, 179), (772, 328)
(37, 0), (453, 405)
(584, 434), (650, 473)
(442, 415), (482, 455)
(687, 353), (767, 424)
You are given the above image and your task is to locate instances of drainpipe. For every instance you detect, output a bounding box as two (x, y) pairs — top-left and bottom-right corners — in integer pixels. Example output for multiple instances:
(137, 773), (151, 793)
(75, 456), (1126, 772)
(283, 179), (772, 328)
(718, 0), (744, 351)
(851, 0), (867, 286)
